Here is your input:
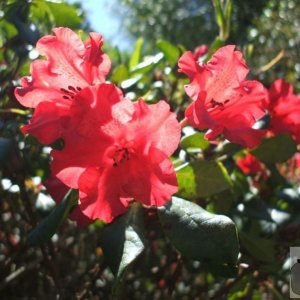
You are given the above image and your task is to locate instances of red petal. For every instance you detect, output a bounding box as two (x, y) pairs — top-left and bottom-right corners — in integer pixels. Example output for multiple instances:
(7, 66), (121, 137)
(268, 79), (300, 143)
(15, 60), (69, 108)
(22, 101), (69, 144)
(78, 168), (130, 222)
(122, 149), (177, 207)
(129, 99), (181, 156)
(178, 51), (202, 78)
(83, 32), (111, 83)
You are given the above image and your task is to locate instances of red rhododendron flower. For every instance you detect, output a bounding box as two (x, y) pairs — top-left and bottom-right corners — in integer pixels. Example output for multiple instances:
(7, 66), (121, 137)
(267, 79), (300, 144)
(15, 27), (111, 144)
(178, 45), (267, 148)
(237, 153), (265, 176)
(51, 84), (181, 223)
(277, 153), (300, 184)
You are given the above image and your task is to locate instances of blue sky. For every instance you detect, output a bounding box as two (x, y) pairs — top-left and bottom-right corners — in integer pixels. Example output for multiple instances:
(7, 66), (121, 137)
(68, 0), (131, 50)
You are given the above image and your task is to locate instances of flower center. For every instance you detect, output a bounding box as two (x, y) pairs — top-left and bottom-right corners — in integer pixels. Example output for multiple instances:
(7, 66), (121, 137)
(209, 98), (230, 111)
(113, 147), (132, 167)
(60, 85), (82, 100)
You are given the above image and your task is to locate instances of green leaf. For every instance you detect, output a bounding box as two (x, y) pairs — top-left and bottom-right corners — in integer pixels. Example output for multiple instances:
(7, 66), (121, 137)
(130, 53), (164, 75)
(251, 134), (297, 163)
(47, 2), (83, 29)
(207, 37), (224, 60)
(111, 64), (129, 84)
(224, 0), (233, 39)
(120, 75), (142, 89)
(27, 189), (77, 247)
(239, 231), (276, 263)
(212, 0), (225, 28)
(129, 38), (144, 70)
(176, 160), (231, 198)
(158, 197), (239, 264)
(156, 39), (180, 66)
(100, 204), (146, 278)
(180, 132), (210, 152)
(0, 137), (13, 167)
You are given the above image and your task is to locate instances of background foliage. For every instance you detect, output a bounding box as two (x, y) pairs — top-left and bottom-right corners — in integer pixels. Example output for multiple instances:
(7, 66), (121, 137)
(0, 0), (299, 299)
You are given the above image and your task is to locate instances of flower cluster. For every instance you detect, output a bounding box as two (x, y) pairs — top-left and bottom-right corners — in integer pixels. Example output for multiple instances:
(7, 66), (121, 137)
(178, 45), (268, 148)
(15, 28), (181, 224)
(15, 27), (300, 224)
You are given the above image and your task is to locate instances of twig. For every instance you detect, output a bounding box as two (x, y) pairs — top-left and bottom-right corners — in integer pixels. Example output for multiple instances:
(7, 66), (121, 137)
(209, 264), (255, 300)
(76, 262), (108, 300)
(16, 174), (64, 297)
(0, 259), (41, 291)
(255, 50), (285, 76)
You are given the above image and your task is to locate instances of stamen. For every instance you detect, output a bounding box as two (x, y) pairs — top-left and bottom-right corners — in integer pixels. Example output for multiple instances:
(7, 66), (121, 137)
(60, 88), (73, 94)
(210, 98), (229, 110)
(68, 85), (76, 91)
(113, 147), (131, 167)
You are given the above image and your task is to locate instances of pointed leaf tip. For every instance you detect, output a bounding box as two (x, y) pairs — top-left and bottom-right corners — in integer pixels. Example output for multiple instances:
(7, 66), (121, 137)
(100, 204), (146, 279)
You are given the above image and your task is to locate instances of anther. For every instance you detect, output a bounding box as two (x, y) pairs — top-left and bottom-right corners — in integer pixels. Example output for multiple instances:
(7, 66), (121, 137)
(60, 88), (72, 94)
(68, 86), (76, 91)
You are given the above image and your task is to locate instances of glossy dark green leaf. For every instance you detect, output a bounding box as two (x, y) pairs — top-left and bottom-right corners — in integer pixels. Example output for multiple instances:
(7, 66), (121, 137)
(158, 197), (239, 264)
(176, 160), (231, 198)
(251, 134), (297, 163)
(100, 204), (146, 278)
(180, 132), (210, 152)
(27, 189), (77, 247)
(156, 39), (180, 66)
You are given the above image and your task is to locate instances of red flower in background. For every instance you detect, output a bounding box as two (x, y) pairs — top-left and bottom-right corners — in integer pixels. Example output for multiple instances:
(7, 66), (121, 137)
(51, 84), (181, 223)
(15, 27), (111, 144)
(237, 153), (265, 176)
(178, 45), (267, 148)
(267, 79), (300, 144)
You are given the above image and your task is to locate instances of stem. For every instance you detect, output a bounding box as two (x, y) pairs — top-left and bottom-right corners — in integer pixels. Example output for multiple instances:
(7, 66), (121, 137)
(210, 264), (255, 300)
(255, 50), (285, 76)
(0, 108), (30, 115)
(179, 117), (188, 128)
